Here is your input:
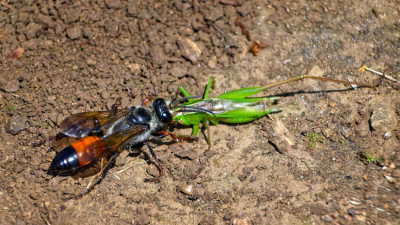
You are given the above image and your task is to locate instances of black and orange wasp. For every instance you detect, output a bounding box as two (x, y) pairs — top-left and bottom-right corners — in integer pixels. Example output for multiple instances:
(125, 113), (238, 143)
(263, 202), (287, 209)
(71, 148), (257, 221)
(47, 98), (192, 198)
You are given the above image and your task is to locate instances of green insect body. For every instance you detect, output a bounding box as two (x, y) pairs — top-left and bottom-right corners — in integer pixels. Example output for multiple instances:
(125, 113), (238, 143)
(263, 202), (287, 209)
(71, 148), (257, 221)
(170, 74), (376, 140)
(171, 77), (281, 136)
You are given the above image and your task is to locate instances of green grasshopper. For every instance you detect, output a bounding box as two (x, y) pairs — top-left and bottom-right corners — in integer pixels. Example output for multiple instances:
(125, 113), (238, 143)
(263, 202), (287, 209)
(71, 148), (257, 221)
(170, 74), (377, 145)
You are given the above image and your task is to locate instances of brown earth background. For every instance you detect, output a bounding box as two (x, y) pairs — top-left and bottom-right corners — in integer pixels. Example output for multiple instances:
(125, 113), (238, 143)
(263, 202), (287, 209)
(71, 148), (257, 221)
(1, 0), (400, 224)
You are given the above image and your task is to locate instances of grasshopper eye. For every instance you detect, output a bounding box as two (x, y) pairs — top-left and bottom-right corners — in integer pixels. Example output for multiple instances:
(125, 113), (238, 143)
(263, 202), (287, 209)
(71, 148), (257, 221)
(153, 98), (172, 123)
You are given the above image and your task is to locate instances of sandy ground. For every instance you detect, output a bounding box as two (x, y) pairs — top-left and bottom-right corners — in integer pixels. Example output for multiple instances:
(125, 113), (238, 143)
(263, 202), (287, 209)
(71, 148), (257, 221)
(0, 0), (399, 224)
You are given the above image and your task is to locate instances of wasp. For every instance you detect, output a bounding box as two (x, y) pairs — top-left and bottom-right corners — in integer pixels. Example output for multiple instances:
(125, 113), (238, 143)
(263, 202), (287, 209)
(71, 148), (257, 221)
(48, 98), (191, 198)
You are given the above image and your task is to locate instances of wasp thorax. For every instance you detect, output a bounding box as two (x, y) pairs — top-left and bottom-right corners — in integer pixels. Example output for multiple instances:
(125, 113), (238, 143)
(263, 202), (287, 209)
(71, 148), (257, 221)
(153, 98), (172, 123)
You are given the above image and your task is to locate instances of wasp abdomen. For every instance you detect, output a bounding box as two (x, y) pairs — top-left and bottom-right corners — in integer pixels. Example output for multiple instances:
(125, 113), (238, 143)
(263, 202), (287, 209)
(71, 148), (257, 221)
(48, 145), (80, 173)
(48, 136), (103, 173)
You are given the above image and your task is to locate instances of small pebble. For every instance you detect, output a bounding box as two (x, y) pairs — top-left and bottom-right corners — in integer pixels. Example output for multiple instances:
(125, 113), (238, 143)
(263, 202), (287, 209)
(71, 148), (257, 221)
(348, 209), (355, 216)
(6, 115), (28, 135)
(350, 198), (361, 205)
(101, 91), (110, 100)
(236, 2), (251, 16)
(174, 146), (198, 160)
(370, 102), (397, 133)
(323, 215), (333, 222)
(105, 0), (122, 9)
(146, 164), (160, 178)
(24, 22), (42, 39)
(207, 56), (217, 68)
(177, 36), (202, 64)
(384, 175), (394, 183)
(383, 131), (392, 140)
(66, 26), (82, 40)
(180, 184), (193, 195)
(2, 79), (19, 93)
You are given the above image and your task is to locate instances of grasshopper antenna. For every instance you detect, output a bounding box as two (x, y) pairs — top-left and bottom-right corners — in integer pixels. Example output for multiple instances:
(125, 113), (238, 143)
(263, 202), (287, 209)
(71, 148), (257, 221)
(256, 74), (378, 92)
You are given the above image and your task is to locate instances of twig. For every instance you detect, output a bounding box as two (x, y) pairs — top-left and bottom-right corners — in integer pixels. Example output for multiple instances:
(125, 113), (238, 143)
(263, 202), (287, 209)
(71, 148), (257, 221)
(359, 65), (399, 83)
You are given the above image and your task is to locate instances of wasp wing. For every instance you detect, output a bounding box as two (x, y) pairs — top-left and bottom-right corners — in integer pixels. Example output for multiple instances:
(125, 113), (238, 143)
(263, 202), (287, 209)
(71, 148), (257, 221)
(60, 109), (130, 138)
(78, 124), (149, 163)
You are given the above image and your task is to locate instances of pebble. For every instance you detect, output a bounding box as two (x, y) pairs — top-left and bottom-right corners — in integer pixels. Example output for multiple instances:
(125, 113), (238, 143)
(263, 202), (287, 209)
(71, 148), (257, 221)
(384, 175), (394, 183)
(174, 146), (198, 160)
(6, 115), (28, 135)
(65, 7), (81, 23)
(350, 198), (361, 205)
(177, 36), (202, 64)
(115, 150), (129, 167)
(37, 14), (53, 28)
(323, 215), (333, 222)
(2, 79), (19, 93)
(236, 2), (251, 16)
(233, 218), (250, 225)
(100, 90), (110, 100)
(203, 6), (223, 21)
(355, 215), (366, 222)
(146, 164), (160, 178)
(370, 102), (397, 133)
(119, 47), (135, 59)
(383, 131), (392, 140)
(105, 0), (122, 9)
(127, 1), (139, 16)
(207, 55), (217, 68)
(125, 62), (141, 75)
(348, 209), (356, 216)
(150, 46), (165, 65)
(66, 26), (82, 40)
(180, 184), (193, 195)
(83, 27), (93, 39)
(86, 57), (96, 66)
(24, 22), (42, 39)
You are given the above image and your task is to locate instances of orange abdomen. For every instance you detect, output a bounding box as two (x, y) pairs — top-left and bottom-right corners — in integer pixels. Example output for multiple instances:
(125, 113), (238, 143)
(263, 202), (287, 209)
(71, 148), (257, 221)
(70, 136), (104, 166)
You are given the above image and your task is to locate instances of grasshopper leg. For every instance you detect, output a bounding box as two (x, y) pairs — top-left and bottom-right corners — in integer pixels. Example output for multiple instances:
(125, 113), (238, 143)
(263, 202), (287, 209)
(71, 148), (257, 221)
(192, 124), (199, 136)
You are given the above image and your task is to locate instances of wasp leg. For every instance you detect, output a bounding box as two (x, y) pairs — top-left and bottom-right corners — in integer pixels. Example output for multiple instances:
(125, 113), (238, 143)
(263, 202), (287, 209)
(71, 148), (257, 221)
(111, 97), (122, 112)
(156, 131), (198, 142)
(75, 152), (120, 199)
(89, 118), (104, 137)
(141, 97), (154, 107)
(143, 142), (163, 183)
